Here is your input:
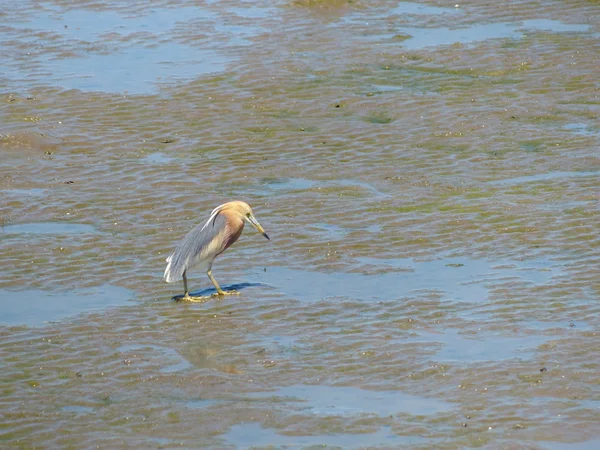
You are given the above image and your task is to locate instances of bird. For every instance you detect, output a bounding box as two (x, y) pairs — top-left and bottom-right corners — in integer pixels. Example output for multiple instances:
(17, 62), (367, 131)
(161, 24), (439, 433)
(164, 200), (270, 301)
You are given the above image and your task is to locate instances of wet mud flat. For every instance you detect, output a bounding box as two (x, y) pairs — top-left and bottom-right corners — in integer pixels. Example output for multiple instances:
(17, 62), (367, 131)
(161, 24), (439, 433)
(1, 0), (599, 449)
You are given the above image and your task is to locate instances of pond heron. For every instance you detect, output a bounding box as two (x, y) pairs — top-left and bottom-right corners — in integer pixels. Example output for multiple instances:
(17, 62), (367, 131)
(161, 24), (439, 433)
(164, 200), (270, 301)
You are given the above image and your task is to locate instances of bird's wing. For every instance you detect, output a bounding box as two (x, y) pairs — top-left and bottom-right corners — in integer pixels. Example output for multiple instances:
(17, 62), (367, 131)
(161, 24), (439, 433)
(163, 212), (228, 282)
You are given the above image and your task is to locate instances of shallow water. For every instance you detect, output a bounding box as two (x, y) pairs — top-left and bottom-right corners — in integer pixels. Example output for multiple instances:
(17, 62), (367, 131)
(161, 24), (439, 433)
(1, 0), (599, 448)
(247, 384), (453, 416)
(224, 423), (424, 449)
(0, 285), (133, 326)
(2, 222), (98, 234)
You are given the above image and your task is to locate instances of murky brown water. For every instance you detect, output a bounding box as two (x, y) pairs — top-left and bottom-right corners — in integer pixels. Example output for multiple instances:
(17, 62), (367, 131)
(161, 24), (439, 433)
(1, 0), (599, 448)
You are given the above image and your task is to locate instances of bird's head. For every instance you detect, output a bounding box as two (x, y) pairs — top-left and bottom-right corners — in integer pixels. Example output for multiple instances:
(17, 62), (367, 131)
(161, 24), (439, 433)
(225, 201), (270, 240)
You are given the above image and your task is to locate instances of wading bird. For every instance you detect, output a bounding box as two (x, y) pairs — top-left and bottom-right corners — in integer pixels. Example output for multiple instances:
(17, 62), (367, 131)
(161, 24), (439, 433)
(164, 200), (270, 301)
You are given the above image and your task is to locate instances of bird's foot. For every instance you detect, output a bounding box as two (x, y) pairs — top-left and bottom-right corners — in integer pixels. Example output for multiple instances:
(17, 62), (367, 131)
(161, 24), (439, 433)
(173, 293), (212, 302)
(214, 290), (240, 297)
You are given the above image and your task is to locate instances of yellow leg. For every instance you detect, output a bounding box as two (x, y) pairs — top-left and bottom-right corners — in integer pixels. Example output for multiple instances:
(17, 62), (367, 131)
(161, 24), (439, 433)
(207, 270), (239, 296)
(173, 271), (211, 302)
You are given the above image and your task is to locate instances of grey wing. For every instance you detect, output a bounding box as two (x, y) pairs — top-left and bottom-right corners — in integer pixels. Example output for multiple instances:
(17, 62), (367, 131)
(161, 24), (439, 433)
(163, 213), (227, 282)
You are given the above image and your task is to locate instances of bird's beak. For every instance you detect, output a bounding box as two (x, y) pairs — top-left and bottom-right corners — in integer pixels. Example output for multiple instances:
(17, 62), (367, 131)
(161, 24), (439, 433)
(248, 215), (270, 240)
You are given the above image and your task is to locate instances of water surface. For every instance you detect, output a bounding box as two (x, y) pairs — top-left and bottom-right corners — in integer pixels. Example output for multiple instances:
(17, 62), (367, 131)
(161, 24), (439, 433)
(1, 0), (599, 448)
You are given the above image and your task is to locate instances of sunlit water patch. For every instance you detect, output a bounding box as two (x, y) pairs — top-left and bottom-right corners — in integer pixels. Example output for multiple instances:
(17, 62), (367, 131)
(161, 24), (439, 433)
(0, 285), (133, 326)
(577, 399), (600, 411)
(367, 19), (590, 49)
(307, 222), (349, 238)
(259, 257), (559, 303)
(411, 329), (551, 362)
(1, 222), (98, 235)
(391, 2), (461, 16)
(525, 319), (590, 331)
(224, 423), (429, 449)
(9, 5), (215, 40)
(397, 23), (520, 49)
(542, 439), (600, 450)
(522, 19), (591, 33)
(490, 171), (599, 186)
(260, 177), (317, 191)
(61, 405), (96, 414)
(184, 383), (450, 418)
(186, 398), (219, 409)
(564, 123), (600, 136)
(250, 384), (452, 416)
(2, 3), (271, 93)
(1, 188), (46, 197)
(228, 5), (278, 19)
(5, 43), (228, 94)
(256, 177), (389, 199)
(305, 222), (382, 239)
(143, 152), (175, 164)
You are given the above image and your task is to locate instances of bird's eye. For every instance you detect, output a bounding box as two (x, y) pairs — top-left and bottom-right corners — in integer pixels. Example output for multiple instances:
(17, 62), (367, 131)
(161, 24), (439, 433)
(246, 213), (251, 218)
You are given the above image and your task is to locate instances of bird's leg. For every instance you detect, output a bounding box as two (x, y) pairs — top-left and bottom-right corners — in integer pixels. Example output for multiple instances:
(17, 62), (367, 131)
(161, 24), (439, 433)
(180, 271), (193, 300)
(183, 271), (189, 296)
(207, 270), (239, 296)
(207, 270), (225, 295)
(176, 271), (208, 302)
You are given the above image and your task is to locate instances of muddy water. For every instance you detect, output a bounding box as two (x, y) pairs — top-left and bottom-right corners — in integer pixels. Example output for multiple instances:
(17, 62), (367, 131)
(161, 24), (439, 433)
(1, 0), (599, 448)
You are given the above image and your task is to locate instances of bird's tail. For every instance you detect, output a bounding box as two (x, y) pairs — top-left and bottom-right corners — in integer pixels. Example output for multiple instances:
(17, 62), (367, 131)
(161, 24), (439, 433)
(163, 254), (177, 283)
